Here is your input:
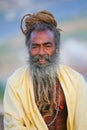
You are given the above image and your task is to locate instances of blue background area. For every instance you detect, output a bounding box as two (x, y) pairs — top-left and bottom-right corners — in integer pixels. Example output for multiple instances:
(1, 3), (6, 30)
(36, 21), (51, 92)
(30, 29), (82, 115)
(0, 0), (87, 39)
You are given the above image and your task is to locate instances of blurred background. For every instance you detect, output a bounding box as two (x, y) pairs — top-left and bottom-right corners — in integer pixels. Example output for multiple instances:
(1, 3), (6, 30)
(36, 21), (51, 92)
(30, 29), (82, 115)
(0, 0), (87, 113)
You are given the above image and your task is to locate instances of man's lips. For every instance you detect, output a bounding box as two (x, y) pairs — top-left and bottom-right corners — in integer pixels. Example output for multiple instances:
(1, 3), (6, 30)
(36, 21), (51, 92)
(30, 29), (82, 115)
(38, 59), (48, 64)
(31, 55), (51, 65)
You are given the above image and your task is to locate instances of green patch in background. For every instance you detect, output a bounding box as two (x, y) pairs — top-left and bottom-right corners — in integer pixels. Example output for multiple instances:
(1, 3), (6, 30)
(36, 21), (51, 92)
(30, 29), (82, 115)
(0, 81), (5, 103)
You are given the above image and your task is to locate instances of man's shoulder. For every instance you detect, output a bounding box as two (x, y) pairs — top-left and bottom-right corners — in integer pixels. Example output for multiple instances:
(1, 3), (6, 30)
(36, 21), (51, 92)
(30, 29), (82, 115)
(58, 64), (86, 89)
(8, 65), (29, 86)
(59, 64), (83, 78)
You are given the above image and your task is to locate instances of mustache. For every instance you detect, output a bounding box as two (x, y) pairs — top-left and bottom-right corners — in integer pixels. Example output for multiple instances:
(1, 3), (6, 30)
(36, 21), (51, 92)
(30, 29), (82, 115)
(30, 55), (52, 63)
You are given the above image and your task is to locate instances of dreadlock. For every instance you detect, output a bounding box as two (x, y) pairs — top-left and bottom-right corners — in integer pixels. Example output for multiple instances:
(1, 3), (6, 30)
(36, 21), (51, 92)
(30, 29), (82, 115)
(20, 10), (59, 35)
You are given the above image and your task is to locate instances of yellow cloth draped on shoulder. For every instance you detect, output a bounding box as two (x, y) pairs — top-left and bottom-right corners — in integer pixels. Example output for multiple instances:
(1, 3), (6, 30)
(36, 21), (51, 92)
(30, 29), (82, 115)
(3, 65), (87, 130)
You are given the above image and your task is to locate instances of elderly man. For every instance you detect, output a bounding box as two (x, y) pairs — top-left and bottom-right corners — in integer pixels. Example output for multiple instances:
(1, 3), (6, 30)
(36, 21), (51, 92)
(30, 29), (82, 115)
(4, 10), (87, 130)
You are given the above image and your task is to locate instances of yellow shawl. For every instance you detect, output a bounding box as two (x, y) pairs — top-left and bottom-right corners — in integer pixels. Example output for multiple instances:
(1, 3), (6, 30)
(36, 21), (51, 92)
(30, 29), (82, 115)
(4, 65), (87, 130)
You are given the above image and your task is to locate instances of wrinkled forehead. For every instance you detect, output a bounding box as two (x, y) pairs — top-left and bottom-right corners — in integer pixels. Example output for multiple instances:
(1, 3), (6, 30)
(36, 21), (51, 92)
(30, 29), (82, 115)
(30, 29), (54, 37)
(29, 30), (55, 43)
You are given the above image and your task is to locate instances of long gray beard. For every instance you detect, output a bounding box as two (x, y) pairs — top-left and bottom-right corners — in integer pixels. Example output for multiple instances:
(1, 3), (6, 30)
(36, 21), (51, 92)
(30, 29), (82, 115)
(28, 51), (60, 113)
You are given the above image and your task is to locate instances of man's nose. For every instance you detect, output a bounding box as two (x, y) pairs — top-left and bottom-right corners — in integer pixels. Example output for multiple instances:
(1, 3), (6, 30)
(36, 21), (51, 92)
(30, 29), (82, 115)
(39, 47), (45, 56)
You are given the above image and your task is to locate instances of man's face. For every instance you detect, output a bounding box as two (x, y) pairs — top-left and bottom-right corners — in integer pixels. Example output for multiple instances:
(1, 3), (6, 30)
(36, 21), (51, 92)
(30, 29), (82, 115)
(29, 29), (56, 66)
(29, 30), (59, 112)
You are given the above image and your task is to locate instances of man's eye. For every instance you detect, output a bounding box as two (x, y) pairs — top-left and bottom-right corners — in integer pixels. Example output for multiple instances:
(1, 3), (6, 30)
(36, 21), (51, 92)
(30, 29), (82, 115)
(46, 45), (51, 47)
(45, 44), (52, 47)
(32, 46), (37, 48)
(31, 45), (38, 49)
